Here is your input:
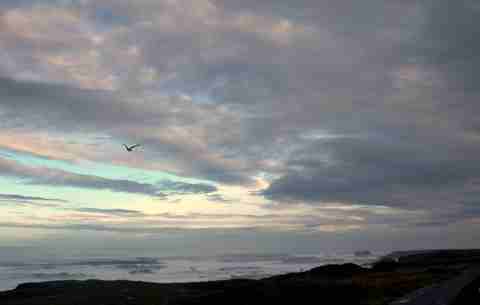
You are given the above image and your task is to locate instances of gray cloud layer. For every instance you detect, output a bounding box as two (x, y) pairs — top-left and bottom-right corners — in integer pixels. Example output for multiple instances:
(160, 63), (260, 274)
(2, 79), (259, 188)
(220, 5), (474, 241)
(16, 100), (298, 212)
(264, 136), (480, 208)
(258, 0), (480, 223)
(0, 0), (480, 228)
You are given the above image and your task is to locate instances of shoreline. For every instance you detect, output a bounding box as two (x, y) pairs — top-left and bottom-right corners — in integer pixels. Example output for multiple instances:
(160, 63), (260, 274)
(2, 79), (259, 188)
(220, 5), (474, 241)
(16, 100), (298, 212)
(0, 252), (380, 292)
(2, 249), (480, 304)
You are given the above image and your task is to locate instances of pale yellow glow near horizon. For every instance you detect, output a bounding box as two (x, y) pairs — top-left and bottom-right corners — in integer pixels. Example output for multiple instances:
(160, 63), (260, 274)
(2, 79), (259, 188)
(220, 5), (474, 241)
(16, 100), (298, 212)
(140, 178), (272, 216)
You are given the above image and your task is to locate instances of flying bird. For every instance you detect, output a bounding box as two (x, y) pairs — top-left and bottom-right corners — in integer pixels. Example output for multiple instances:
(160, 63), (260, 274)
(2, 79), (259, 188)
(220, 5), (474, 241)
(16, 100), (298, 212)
(123, 144), (141, 152)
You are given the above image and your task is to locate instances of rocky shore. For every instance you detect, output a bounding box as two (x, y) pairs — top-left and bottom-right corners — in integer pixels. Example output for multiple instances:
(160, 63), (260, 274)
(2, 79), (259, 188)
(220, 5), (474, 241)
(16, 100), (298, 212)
(1, 249), (479, 305)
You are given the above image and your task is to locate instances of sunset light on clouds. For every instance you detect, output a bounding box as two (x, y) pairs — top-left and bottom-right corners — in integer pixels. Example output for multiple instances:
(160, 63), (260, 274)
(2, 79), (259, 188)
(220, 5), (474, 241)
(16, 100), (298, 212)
(1, 0), (480, 254)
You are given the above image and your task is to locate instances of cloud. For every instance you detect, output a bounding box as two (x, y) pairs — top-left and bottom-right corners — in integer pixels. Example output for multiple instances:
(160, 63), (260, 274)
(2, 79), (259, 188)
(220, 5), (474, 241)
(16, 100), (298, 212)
(0, 156), (217, 198)
(0, 221), (259, 234)
(253, 0), (480, 226)
(0, 156), (166, 197)
(73, 208), (145, 216)
(158, 180), (217, 194)
(0, 76), (146, 131)
(0, 193), (68, 203)
(205, 193), (233, 203)
(0, 76), (254, 184)
(415, 0), (480, 93)
(0, 207), (375, 233)
(264, 136), (480, 207)
(1, 0), (480, 236)
(0, 193), (68, 207)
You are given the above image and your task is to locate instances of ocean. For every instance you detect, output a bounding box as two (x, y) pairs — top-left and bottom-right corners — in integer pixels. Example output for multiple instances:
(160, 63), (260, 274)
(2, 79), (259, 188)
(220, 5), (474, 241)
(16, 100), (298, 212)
(0, 247), (381, 291)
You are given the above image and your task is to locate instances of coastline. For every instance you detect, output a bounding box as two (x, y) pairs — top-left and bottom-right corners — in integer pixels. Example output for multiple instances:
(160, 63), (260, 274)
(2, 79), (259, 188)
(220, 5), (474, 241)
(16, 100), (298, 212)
(0, 252), (380, 292)
(1, 249), (480, 305)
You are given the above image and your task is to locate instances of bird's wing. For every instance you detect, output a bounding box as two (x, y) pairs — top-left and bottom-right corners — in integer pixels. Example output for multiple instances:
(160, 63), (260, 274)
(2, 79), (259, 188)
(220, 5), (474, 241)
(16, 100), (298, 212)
(123, 144), (129, 150)
(131, 144), (141, 149)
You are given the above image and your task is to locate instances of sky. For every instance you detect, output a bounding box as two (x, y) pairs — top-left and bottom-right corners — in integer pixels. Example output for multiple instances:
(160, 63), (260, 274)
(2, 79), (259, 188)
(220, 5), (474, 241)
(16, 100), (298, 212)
(1, 0), (480, 254)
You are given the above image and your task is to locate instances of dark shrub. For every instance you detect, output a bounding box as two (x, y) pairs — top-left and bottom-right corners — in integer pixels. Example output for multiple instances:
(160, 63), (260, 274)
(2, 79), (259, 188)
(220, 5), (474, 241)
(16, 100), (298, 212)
(372, 258), (399, 272)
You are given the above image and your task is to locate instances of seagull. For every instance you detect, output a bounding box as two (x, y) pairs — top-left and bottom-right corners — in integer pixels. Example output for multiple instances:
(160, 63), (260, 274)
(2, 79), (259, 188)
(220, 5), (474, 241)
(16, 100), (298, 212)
(123, 144), (141, 152)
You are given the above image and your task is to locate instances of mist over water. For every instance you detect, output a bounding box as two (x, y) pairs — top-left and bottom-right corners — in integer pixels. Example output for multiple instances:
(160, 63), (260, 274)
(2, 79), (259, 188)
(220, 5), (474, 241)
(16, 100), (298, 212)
(0, 246), (381, 291)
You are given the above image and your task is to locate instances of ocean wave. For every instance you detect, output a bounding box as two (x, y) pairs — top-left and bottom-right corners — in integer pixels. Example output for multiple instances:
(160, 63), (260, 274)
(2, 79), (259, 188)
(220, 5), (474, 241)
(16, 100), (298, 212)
(219, 266), (263, 272)
(71, 257), (161, 267)
(218, 253), (290, 263)
(280, 256), (330, 264)
(31, 272), (89, 279)
(128, 268), (158, 275)
(0, 257), (167, 276)
(218, 253), (334, 265)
